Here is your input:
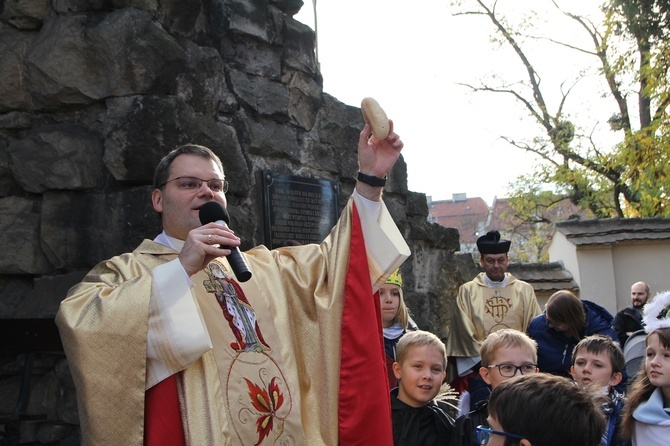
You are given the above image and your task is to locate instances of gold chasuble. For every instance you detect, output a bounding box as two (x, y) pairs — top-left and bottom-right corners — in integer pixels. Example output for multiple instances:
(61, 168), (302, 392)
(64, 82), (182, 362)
(446, 272), (541, 359)
(56, 194), (409, 446)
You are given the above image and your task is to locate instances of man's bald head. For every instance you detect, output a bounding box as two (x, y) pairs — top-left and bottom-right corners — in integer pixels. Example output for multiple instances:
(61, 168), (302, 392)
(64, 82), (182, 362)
(630, 281), (650, 309)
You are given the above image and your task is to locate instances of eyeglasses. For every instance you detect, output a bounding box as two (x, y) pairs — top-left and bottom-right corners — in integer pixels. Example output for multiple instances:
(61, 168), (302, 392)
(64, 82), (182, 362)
(476, 425), (525, 445)
(159, 176), (229, 193)
(487, 363), (538, 377)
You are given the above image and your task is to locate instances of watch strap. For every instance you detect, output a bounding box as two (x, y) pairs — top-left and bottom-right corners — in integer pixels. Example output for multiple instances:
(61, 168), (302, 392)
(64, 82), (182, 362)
(357, 171), (387, 187)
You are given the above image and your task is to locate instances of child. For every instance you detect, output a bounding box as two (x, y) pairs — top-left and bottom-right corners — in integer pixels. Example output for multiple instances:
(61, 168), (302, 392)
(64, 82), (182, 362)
(620, 291), (670, 445)
(570, 334), (628, 446)
(390, 330), (455, 445)
(450, 328), (538, 446)
(484, 373), (606, 446)
(381, 269), (411, 389)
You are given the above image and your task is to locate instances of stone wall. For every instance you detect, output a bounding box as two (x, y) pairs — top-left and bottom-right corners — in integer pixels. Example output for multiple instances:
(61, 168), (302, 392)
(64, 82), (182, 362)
(0, 0), (478, 443)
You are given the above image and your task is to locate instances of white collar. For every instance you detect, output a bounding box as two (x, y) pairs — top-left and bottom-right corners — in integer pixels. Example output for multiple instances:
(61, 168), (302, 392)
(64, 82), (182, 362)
(154, 230), (184, 252)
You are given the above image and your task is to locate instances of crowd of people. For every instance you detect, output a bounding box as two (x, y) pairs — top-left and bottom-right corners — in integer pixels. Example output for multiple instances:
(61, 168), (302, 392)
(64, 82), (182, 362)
(439, 231), (668, 446)
(386, 282), (670, 446)
(388, 230), (669, 446)
(55, 115), (670, 446)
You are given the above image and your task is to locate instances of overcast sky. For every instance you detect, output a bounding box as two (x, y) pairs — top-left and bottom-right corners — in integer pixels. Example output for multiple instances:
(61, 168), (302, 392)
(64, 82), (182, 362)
(295, 1), (615, 205)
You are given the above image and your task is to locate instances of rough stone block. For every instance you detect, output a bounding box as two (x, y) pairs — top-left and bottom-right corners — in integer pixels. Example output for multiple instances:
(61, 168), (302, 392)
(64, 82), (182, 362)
(0, 196), (52, 274)
(9, 124), (105, 193)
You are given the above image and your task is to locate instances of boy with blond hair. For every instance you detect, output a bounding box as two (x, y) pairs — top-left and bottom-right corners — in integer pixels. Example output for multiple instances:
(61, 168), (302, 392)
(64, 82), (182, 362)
(570, 334), (628, 446)
(391, 330), (456, 445)
(450, 328), (538, 446)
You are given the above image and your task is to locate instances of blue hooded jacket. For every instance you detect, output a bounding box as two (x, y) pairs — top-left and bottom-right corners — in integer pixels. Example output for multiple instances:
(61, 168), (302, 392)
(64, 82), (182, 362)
(526, 300), (620, 377)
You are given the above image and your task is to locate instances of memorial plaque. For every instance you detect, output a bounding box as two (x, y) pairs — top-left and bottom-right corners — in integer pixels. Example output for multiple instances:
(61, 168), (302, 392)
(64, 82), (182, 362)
(262, 171), (340, 249)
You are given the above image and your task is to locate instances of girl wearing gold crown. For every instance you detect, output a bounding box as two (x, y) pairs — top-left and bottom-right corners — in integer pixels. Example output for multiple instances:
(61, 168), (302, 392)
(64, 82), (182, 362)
(381, 269), (412, 389)
(620, 290), (670, 445)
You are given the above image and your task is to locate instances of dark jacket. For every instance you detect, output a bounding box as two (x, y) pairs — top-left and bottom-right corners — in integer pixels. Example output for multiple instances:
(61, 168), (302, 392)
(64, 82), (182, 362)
(391, 388), (455, 446)
(450, 399), (489, 446)
(612, 306), (643, 347)
(526, 300), (620, 377)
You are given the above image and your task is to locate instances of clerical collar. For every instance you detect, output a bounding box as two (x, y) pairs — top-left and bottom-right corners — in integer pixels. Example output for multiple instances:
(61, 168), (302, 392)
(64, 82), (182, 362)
(484, 274), (508, 288)
(155, 230), (184, 252)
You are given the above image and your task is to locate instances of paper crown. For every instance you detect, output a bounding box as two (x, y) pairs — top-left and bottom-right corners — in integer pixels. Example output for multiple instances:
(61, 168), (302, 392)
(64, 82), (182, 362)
(643, 290), (670, 333)
(476, 230), (511, 255)
(385, 269), (403, 287)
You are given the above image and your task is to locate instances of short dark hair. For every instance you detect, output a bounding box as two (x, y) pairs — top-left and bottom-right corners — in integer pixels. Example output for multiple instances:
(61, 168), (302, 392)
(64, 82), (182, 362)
(153, 144), (224, 189)
(571, 334), (625, 373)
(488, 373), (606, 446)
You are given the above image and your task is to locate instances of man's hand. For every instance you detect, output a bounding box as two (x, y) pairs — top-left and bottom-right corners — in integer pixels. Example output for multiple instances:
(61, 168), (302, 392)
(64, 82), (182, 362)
(178, 223), (241, 276)
(356, 119), (403, 201)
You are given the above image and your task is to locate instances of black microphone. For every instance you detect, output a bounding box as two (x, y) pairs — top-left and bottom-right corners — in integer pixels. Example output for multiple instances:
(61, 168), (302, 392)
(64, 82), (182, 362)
(198, 201), (252, 282)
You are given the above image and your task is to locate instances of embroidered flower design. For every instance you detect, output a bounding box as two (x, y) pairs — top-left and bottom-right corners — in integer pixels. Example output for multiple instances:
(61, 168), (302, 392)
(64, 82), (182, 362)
(245, 377), (285, 445)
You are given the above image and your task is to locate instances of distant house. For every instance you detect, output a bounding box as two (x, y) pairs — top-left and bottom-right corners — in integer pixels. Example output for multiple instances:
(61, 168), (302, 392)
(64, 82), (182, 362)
(427, 194), (583, 302)
(487, 197), (593, 263)
(427, 194), (590, 261)
(548, 217), (670, 315)
(427, 194), (489, 253)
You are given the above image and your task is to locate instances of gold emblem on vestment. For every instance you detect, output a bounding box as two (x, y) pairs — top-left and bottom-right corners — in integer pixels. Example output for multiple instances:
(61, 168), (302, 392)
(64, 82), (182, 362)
(485, 291), (512, 323)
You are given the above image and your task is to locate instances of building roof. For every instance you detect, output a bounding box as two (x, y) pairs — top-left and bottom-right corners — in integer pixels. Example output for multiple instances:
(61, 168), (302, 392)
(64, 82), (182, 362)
(486, 198), (513, 230)
(427, 195), (489, 245)
(507, 262), (579, 294)
(487, 197), (592, 232)
(554, 217), (670, 246)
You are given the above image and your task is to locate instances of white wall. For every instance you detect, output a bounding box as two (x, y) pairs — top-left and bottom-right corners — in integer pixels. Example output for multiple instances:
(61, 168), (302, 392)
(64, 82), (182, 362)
(575, 246), (616, 314)
(548, 232), (580, 284)
(549, 237), (670, 316)
(612, 242), (670, 311)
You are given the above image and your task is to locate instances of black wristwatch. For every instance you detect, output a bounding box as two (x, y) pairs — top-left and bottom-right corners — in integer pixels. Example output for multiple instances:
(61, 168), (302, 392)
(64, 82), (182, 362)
(357, 171), (387, 187)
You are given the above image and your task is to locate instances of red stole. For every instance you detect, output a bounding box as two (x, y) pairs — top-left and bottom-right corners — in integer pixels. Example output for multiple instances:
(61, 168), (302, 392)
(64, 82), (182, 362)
(144, 374), (185, 446)
(338, 204), (394, 445)
(143, 203), (394, 445)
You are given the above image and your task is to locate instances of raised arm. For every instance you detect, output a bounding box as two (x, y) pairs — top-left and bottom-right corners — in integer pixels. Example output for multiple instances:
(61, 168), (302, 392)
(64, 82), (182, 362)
(355, 120), (403, 202)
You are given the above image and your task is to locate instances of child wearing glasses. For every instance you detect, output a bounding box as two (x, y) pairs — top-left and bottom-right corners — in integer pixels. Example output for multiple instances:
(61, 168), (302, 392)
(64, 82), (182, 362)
(620, 291), (670, 445)
(390, 330), (456, 445)
(450, 329), (538, 446)
(570, 335), (628, 446)
(480, 373), (606, 446)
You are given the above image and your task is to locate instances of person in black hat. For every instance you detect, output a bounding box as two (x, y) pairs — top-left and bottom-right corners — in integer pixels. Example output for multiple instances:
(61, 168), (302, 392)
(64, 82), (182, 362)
(445, 230), (541, 413)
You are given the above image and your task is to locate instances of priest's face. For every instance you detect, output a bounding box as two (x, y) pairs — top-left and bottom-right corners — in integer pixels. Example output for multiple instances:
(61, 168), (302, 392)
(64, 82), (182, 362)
(152, 154), (227, 240)
(481, 253), (508, 282)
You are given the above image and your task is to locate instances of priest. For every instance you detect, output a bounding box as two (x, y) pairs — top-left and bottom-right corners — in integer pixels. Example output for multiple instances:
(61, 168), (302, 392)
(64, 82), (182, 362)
(445, 230), (541, 409)
(56, 120), (409, 445)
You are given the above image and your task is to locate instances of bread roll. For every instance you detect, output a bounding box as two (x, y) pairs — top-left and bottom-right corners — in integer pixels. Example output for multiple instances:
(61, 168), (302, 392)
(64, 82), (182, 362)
(361, 97), (390, 139)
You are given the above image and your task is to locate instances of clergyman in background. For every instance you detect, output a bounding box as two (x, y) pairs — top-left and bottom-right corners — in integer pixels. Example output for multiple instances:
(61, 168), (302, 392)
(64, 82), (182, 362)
(445, 230), (541, 407)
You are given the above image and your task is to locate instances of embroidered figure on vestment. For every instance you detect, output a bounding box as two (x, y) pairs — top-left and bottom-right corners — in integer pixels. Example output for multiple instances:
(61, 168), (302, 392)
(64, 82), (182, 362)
(204, 260), (294, 445)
